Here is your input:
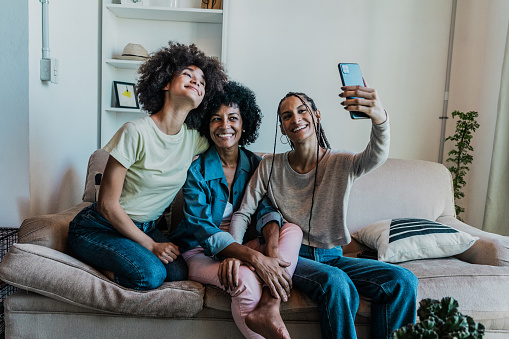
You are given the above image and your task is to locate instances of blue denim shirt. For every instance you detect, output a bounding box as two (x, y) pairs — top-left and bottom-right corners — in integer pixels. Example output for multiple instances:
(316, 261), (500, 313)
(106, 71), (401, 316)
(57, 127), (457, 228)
(170, 146), (282, 258)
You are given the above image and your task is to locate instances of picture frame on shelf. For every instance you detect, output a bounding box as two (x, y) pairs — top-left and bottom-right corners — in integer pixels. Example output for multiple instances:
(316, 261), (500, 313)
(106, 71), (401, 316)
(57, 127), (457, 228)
(113, 81), (139, 109)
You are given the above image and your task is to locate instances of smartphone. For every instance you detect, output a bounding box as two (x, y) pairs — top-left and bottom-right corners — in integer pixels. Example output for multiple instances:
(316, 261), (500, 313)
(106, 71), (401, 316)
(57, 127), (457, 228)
(338, 63), (369, 119)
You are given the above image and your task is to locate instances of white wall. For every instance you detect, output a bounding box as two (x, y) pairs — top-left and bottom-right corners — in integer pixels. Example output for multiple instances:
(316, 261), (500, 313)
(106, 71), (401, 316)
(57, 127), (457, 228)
(27, 0), (99, 216)
(0, 0), (30, 228)
(225, 0), (452, 161)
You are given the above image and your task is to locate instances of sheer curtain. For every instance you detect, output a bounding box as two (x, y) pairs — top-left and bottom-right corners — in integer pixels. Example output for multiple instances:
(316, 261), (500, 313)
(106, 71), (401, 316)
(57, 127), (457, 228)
(483, 23), (509, 236)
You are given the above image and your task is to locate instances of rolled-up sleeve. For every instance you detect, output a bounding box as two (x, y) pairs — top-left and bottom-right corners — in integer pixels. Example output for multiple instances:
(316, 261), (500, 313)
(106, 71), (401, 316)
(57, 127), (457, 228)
(255, 196), (283, 234)
(203, 232), (236, 257)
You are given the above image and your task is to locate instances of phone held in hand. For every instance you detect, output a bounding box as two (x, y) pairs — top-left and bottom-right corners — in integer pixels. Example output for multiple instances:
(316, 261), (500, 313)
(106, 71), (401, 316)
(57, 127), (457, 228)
(338, 63), (369, 119)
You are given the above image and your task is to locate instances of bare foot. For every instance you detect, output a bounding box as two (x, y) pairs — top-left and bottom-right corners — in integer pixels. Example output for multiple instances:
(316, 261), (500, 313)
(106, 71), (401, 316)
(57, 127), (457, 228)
(245, 288), (291, 339)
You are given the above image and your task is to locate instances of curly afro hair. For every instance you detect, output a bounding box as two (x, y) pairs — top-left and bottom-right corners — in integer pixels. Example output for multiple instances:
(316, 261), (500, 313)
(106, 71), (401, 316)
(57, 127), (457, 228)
(136, 41), (227, 129)
(199, 81), (263, 147)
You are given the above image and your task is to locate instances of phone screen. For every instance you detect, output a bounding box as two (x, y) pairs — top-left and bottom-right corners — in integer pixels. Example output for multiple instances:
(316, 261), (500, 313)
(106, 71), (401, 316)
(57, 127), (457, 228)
(338, 63), (369, 119)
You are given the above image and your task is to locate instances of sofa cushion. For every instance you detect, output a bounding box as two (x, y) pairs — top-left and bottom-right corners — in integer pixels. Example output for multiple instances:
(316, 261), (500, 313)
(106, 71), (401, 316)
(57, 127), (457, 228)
(400, 257), (509, 330)
(82, 149), (109, 203)
(346, 159), (456, 234)
(18, 203), (90, 253)
(0, 243), (204, 318)
(352, 218), (478, 263)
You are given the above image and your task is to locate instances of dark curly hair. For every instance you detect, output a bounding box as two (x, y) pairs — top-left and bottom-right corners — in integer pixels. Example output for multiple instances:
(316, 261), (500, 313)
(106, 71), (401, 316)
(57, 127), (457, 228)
(199, 81), (263, 146)
(136, 41), (227, 129)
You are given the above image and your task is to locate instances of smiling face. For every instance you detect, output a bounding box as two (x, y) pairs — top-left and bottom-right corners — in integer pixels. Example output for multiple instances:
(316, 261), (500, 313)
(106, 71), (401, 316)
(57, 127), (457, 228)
(209, 104), (243, 150)
(279, 96), (321, 145)
(165, 65), (206, 108)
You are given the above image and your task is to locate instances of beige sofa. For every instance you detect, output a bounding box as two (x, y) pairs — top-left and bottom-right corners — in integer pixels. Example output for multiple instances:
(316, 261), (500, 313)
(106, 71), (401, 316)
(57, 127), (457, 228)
(1, 149), (508, 339)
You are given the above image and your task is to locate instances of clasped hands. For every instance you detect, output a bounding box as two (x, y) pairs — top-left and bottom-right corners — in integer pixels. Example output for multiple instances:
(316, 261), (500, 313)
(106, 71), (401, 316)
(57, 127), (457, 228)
(218, 251), (293, 302)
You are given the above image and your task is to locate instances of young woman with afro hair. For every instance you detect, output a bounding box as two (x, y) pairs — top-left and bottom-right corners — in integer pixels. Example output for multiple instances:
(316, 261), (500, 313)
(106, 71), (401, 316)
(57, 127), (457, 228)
(170, 82), (303, 339)
(68, 42), (227, 291)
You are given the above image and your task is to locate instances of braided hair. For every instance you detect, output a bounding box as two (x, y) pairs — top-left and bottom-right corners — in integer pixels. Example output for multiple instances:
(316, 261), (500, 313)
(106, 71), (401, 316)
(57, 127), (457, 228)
(267, 92), (331, 245)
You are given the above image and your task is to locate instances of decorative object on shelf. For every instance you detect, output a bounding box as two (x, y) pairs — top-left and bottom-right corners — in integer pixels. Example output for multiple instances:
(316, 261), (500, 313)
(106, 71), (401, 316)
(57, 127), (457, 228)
(169, 0), (179, 8)
(113, 81), (139, 109)
(445, 110), (479, 220)
(121, 0), (143, 5)
(391, 297), (485, 338)
(201, 0), (221, 9)
(114, 43), (149, 61)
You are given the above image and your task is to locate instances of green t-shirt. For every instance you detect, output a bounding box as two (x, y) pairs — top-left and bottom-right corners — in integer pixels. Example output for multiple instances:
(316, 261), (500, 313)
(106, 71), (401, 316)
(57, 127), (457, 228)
(104, 117), (208, 223)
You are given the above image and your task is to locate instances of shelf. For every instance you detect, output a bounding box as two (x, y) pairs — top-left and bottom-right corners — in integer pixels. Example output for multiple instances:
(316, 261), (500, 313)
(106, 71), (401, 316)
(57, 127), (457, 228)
(105, 107), (147, 114)
(100, 0), (228, 147)
(106, 4), (223, 23)
(106, 59), (143, 69)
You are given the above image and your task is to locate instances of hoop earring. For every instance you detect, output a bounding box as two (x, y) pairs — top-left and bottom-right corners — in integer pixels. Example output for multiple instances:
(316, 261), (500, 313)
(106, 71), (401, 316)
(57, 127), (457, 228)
(280, 134), (289, 144)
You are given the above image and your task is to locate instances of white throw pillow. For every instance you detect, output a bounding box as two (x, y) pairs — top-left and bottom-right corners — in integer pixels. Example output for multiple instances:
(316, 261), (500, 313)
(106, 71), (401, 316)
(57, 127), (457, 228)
(352, 218), (478, 263)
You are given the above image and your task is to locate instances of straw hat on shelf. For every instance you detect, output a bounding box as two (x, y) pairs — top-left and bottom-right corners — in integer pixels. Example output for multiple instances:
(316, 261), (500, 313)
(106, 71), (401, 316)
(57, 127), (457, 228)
(114, 43), (149, 61)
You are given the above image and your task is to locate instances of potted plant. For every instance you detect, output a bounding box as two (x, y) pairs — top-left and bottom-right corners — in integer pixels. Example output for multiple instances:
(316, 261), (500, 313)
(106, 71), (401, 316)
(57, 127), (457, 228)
(445, 110), (479, 220)
(392, 297), (485, 338)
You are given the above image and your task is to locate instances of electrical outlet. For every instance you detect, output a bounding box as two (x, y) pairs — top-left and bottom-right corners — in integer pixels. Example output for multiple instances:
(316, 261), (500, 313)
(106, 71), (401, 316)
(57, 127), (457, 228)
(40, 58), (59, 83)
(40, 58), (51, 81)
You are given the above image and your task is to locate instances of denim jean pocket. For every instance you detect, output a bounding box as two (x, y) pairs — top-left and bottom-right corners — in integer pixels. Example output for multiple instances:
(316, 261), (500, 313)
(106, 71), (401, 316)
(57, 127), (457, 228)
(73, 204), (114, 232)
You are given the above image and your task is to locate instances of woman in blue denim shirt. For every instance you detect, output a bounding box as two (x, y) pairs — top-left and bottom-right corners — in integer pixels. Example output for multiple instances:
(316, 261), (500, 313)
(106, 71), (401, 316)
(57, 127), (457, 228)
(170, 82), (302, 339)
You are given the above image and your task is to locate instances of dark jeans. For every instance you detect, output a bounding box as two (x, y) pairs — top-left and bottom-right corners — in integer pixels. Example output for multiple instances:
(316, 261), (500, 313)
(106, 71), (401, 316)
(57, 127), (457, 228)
(293, 244), (418, 339)
(68, 203), (188, 290)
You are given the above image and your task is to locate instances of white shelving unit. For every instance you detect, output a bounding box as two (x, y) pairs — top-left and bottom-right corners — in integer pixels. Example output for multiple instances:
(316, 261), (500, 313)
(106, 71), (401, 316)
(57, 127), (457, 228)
(106, 4), (224, 23)
(100, 0), (228, 147)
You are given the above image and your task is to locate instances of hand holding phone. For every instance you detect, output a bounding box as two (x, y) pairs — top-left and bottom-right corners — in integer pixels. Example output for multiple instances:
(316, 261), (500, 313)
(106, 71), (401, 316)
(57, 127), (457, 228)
(338, 63), (369, 119)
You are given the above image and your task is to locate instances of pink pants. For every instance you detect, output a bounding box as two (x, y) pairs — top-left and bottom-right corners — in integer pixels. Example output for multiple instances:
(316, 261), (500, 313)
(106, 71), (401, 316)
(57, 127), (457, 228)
(182, 223), (303, 339)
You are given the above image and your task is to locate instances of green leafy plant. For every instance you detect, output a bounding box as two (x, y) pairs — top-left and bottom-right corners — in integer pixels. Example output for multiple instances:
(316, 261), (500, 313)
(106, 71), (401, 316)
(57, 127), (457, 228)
(445, 110), (479, 220)
(392, 297), (485, 339)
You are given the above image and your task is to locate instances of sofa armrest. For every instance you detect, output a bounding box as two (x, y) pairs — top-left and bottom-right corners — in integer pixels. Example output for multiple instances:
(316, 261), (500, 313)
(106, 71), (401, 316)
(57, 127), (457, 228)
(437, 216), (509, 266)
(18, 202), (91, 254)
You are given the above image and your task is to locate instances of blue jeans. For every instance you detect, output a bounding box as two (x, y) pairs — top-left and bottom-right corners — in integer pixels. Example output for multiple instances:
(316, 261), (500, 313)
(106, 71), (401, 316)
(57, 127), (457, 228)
(293, 245), (418, 339)
(68, 203), (188, 290)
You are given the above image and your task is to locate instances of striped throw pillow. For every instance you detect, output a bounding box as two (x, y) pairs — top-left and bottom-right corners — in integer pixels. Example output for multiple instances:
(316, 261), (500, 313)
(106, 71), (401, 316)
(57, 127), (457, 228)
(352, 218), (478, 263)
